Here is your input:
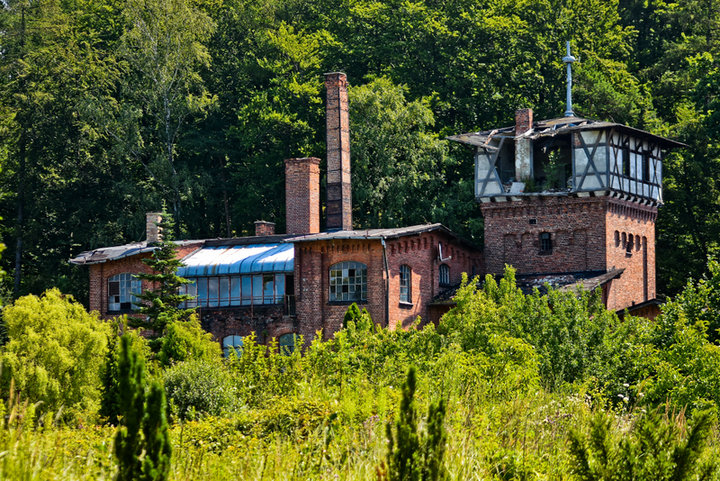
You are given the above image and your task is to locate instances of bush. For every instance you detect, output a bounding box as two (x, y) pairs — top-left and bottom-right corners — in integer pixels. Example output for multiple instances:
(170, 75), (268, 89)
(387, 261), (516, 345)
(0, 289), (110, 419)
(163, 359), (239, 419)
(157, 316), (221, 367)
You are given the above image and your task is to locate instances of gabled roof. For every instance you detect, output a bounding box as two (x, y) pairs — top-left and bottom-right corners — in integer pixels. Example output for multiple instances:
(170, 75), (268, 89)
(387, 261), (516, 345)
(447, 116), (686, 149)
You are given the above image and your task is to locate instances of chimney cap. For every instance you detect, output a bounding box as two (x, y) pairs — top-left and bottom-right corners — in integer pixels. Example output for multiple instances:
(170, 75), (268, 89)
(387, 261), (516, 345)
(284, 157), (321, 166)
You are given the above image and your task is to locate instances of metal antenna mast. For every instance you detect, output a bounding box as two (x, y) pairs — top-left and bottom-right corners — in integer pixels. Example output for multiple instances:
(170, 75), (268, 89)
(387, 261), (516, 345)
(563, 41), (576, 117)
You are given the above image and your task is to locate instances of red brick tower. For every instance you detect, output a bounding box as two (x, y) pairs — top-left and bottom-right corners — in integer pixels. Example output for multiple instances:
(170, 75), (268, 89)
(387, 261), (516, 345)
(449, 110), (682, 313)
(325, 72), (352, 231)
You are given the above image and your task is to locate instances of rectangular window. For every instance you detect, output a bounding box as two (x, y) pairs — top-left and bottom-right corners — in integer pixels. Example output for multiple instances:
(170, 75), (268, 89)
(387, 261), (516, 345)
(219, 277), (229, 306)
(274, 274), (285, 303)
(184, 278), (198, 308)
(242, 276), (252, 305)
(197, 277), (208, 307)
(263, 274), (274, 303)
(208, 277), (219, 307)
(230, 277), (242, 306)
(399, 265), (411, 303)
(642, 151), (651, 182)
(539, 232), (552, 253)
(252, 275), (263, 304)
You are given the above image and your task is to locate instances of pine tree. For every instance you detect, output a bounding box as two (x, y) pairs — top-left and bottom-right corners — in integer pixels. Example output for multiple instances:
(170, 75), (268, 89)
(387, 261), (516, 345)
(383, 367), (448, 481)
(115, 335), (146, 481)
(114, 334), (172, 481)
(133, 211), (194, 338)
(140, 382), (172, 481)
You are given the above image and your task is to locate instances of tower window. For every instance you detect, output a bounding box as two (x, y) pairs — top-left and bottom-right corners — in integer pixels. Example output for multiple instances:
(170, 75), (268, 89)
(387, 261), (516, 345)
(399, 265), (412, 304)
(539, 232), (552, 253)
(642, 151), (651, 182)
(626, 234), (634, 255)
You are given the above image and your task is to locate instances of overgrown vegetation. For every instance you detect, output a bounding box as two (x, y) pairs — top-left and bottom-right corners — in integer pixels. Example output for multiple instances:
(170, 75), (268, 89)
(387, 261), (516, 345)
(2, 266), (720, 478)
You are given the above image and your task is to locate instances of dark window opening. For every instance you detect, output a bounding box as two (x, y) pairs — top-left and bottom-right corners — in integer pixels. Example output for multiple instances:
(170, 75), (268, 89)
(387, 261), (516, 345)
(622, 145), (631, 176)
(439, 264), (450, 286)
(533, 136), (572, 191)
(642, 151), (651, 182)
(539, 232), (552, 253)
(399, 265), (411, 303)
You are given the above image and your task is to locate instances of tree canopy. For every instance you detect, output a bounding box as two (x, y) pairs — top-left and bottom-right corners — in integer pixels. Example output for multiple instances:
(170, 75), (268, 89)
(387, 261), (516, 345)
(0, 0), (719, 298)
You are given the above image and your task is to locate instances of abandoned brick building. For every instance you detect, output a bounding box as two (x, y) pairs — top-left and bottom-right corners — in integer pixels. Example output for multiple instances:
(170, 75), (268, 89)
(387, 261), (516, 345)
(71, 59), (683, 351)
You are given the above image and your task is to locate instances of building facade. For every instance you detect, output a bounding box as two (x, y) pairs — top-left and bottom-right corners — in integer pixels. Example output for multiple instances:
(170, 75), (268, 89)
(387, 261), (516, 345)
(71, 70), (682, 350)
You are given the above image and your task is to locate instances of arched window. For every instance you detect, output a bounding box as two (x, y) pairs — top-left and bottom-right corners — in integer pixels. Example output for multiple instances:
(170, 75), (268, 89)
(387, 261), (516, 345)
(439, 264), (450, 286)
(222, 335), (243, 357)
(329, 261), (367, 302)
(108, 273), (141, 312)
(278, 333), (296, 355)
(399, 265), (411, 303)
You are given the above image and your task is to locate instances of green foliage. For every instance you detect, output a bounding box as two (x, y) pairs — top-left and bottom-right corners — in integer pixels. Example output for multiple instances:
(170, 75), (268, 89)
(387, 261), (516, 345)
(0, 288), (110, 419)
(569, 408), (718, 480)
(133, 212), (195, 338)
(163, 359), (239, 420)
(383, 367), (448, 481)
(101, 322), (150, 424)
(157, 315), (221, 367)
(115, 334), (172, 481)
(115, 334), (148, 480)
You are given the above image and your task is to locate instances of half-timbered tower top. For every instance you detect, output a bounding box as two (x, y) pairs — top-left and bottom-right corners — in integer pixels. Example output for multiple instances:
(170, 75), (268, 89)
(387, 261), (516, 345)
(448, 114), (685, 205)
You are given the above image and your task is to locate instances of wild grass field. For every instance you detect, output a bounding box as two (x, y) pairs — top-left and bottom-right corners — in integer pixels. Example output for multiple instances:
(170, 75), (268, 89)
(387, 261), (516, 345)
(2, 267), (720, 480)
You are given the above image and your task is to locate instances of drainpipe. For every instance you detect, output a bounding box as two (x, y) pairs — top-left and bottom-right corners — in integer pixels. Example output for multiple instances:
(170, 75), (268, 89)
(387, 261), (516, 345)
(381, 238), (390, 327)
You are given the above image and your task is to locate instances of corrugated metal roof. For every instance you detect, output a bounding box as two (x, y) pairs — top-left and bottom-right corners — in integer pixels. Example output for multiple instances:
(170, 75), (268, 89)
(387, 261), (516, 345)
(447, 116), (686, 149)
(177, 243), (294, 277)
(69, 240), (203, 265)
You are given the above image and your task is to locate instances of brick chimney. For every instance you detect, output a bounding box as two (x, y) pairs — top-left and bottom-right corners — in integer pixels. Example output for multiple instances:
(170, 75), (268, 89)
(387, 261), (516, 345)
(325, 72), (352, 231)
(285, 157), (321, 235)
(515, 108), (533, 181)
(146, 212), (163, 244)
(254, 220), (275, 236)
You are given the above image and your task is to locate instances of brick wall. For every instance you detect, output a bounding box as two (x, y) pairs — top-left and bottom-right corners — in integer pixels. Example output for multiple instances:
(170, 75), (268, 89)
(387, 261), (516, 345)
(481, 196), (608, 275)
(293, 232), (483, 340)
(604, 198), (657, 311)
(200, 305), (296, 344)
(254, 221), (276, 236)
(481, 194), (656, 311)
(88, 242), (202, 317)
(285, 157), (321, 235)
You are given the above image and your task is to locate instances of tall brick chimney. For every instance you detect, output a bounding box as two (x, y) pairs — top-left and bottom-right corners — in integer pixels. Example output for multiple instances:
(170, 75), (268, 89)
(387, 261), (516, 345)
(146, 212), (163, 244)
(285, 157), (321, 235)
(325, 72), (352, 231)
(515, 108), (534, 181)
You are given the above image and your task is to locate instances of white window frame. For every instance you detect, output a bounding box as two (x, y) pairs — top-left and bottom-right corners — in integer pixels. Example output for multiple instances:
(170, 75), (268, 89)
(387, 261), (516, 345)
(329, 261), (367, 302)
(108, 273), (141, 312)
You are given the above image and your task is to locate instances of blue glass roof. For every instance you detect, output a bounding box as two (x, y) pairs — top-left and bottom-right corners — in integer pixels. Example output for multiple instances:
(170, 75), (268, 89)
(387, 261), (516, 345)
(177, 244), (294, 277)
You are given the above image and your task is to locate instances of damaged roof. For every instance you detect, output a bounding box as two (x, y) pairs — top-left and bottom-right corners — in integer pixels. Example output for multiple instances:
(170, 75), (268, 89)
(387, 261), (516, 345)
(68, 235), (292, 266)
(286, 223), (468, 244)
(68, 239), (203, 265)
(430, 268), (624, 306)
(447, 116), (685, 149)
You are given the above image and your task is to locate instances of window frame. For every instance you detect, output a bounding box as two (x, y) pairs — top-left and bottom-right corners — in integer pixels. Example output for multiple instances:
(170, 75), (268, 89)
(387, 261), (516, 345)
(108, 273), (142, 312)
(329, 261), (368, 303)
(399, 264), (412, 304)
(539, 232), (553, 254)
(439, 264), (450, 287)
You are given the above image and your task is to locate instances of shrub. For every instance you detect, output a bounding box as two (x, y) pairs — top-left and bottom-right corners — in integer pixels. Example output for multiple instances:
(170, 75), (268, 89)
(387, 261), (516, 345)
(0, 289), (110, 419)
(164, 359), (239, 419)
(157, 316), (221, 367)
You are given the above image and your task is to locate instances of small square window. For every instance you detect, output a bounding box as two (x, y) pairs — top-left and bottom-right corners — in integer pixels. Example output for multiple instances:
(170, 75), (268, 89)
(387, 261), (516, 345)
(539, 232), (552, 253)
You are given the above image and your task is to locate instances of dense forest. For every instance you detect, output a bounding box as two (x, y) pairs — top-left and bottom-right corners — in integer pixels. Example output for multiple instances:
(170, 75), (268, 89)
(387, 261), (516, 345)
(1, 0), (720, 302)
